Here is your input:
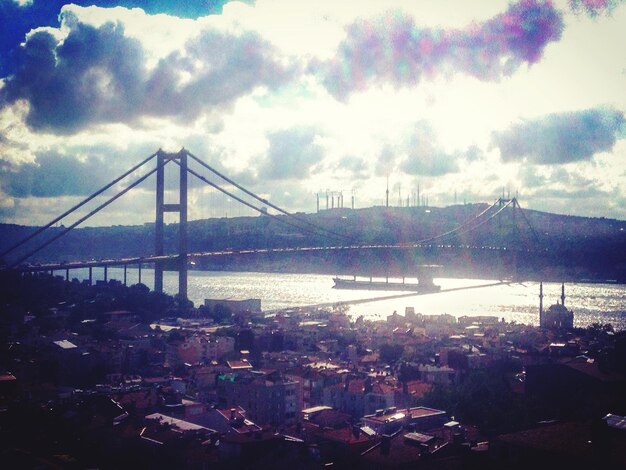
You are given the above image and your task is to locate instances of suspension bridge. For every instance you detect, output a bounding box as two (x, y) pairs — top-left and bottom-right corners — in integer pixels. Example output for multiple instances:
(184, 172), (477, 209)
(0, 149), (541, 299)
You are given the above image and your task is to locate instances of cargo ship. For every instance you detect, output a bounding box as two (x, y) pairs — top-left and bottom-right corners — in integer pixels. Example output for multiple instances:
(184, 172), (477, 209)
(332, 275), (441, 293)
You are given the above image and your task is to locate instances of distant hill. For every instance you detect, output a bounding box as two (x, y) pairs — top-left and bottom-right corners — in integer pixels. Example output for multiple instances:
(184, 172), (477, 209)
(1, 204), (625, 282)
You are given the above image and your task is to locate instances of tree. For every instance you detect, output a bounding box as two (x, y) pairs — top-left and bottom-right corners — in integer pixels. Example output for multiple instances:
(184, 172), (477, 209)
(379, 343), (404, 364)
(210, 304), (233, 324)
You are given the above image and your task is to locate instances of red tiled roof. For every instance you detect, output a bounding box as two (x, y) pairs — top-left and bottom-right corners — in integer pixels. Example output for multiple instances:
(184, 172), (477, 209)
(406, 380), (432, 398)
(320, 426), (375, 445)
(370, 382), (396, 395)
(408, 407), (446, 419)
(227, 360), (253, 370)
(346, 379), (365, 393)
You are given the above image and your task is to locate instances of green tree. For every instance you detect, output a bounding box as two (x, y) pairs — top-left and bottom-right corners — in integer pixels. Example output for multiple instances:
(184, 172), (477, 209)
(210, 304), (233, 324)
(379, 343), (404, 364)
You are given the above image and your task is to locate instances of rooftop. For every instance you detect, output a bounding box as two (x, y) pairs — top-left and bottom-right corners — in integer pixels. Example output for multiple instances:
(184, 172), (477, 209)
(407, 406), (447, 419)
(53, 339), (78, 349)
(227, 360), (253, 370)
(145, 413), (214, 433)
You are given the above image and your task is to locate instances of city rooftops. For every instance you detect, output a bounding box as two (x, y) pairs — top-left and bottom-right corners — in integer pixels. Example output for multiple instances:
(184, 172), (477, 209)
(227, 359), (253, 370)
(407, 406), (447, 420)
(404, 432), (435, 445)
(364, 408), (406, 424)
(302, 405), (333, 416)
(145, 413), (215, 433)
(53, 339), (78, 349)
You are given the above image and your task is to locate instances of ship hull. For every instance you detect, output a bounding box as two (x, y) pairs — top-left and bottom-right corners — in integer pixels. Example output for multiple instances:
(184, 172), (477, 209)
(332, 277), (441, 293)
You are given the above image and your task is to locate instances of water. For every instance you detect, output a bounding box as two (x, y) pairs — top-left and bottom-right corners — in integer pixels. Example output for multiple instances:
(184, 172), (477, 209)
(63, 267), (626, 330)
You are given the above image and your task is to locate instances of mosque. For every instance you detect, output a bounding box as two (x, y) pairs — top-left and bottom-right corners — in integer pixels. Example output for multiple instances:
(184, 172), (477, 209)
(539, 282), (574, 329)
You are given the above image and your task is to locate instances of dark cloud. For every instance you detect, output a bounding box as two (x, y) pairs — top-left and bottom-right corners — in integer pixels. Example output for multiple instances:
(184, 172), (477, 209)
(0, 9), (294, 133)
(0, 141), (190, 198)
(0, 151), (118, 197)
(259, 127), (325, 181)
(518, 165), (547, 188)
(316, 0), (563, 99)
(492, 107), (625, 164)
(1, 21), (147, 132)
(143, 28), (294, 118)
(550, 167), (597, 187)
(519, 165), (599, 190)
(0, 1), (246, 77)
(532, 185), (607, 200)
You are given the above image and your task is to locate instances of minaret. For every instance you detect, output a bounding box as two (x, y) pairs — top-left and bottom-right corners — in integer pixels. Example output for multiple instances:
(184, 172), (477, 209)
(561, 283), (565, 307)
(539, 282), (544, 327)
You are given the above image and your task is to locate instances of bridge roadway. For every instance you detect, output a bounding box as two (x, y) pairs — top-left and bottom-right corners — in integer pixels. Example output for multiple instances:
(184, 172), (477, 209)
(11, 242), (512, 273)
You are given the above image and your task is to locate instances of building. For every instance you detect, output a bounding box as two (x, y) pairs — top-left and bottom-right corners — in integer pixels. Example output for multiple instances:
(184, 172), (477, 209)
(216, 369), (302, 426)
(525, 356), (626, 418)
(539, 282), (574, 329)
(204, 298), (261, 313)
(491, 419), (626, 469)
(187, 406), (262, 435)
(362, 406), (448, 435)
(323, 377), (396, 419)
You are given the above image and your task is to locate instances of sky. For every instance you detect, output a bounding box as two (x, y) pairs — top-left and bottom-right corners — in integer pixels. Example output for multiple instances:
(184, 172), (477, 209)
(0, 0), (625, 227)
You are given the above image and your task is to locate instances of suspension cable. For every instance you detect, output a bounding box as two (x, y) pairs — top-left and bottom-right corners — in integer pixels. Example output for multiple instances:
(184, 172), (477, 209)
(514, 200), (543, 247)
(408, 199), (500, 246)
(178, 162), (340, 243)
(0, 152), (158, 259)
(8, 162), (163, 268)
(432, 199), (514, 244)
(186, 151), (355, 244)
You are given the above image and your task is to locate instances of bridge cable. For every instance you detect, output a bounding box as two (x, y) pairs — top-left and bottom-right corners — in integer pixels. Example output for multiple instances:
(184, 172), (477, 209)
(430, 199), (514, 245)
(438, 199), (542, 252)
(513, 201), (543, 247)
(400, 199), (510, 248)
(177, 162), (345, 243)
(420, 199), (500, 244)
(0, 152), (158, 260)
(8, 162), (163, 268)
(407, 199), (501, 246)
(186, 151), (355, 244)
(439, 199), (541, 251)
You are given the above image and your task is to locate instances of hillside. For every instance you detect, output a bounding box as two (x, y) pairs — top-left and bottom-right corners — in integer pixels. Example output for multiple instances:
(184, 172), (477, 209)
(1, 204), (625, 282)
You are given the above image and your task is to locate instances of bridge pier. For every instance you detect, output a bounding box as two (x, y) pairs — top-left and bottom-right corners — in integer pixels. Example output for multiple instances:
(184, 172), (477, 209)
(123, 265), (127, 286)
(89, 266), (93, 285)
(179, 150), (188, 300)
(138, 263), (142, 284)
(65, 269), (69, 282)
(154, 149), (188, 299)
(104, 266), (108, 283)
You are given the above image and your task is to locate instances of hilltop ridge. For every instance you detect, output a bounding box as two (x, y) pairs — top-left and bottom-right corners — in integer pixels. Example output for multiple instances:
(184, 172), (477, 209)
(1, 204), (625, 282)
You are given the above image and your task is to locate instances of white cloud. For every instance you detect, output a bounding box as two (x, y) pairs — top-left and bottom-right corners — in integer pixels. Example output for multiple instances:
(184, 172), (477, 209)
(12, 0), (33, 7)
(1, 0), (625, 225)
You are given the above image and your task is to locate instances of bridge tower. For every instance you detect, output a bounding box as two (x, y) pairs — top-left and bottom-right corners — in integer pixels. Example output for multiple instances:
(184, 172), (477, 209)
(154, 149), (188, 299)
